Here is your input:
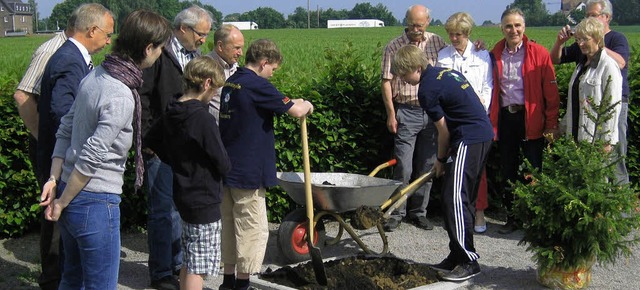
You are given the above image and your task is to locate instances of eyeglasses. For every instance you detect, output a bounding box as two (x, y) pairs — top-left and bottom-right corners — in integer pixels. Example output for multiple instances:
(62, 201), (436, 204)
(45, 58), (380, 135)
(94, 26), (112, 39)
(585, 12), (603, 18)
(407, 23), (426, 29)
(575, 37), (592, 44)
(188, 26), (209, 39)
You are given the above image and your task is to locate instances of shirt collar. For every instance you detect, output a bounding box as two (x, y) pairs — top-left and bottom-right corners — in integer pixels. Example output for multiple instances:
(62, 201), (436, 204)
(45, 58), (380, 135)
(451, 39), (473, 58)
(68, 37), (92, 67)
(504, 41), (523, 54)
(171, 36), (194, 56)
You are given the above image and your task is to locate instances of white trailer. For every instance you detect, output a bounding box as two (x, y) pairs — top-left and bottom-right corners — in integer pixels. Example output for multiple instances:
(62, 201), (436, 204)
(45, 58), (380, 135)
(222, 21), (259, 30)
(327, 19), (384, 29)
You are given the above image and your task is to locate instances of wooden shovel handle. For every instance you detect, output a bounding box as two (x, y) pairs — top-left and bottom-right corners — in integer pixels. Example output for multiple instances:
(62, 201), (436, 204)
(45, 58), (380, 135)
(301, 116), (314, 242)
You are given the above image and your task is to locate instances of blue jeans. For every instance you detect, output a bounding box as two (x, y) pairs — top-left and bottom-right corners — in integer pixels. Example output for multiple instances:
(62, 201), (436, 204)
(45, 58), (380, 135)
(390, 104), (437, 221)
(57, 182), (121, 290)
(145, 155), (183, 281)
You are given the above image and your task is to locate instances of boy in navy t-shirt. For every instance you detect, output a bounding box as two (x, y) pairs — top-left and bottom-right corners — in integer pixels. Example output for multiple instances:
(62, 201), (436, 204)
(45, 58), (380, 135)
(391, 45), (494, 282)
(217, 39), (314, 290)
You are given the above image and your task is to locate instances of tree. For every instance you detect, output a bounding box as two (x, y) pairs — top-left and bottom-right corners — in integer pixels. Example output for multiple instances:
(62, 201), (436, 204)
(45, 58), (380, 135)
(319, 8), (349, 27)
(481, 20), (494, 26)
(240, 7), (286, 29)
(223, 13), (242, 22)
(287, 6), (309, 28)
(49, 0), (87, 30)
(613, 0), (640, 25)
(348, 3), (397, 26)
(508, 0), (549, 26)
(28, 0), (37, 32)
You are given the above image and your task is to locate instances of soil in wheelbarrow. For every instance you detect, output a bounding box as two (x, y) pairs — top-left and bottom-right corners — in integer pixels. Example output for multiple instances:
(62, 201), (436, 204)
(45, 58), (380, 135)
(260, 255), (440, 290)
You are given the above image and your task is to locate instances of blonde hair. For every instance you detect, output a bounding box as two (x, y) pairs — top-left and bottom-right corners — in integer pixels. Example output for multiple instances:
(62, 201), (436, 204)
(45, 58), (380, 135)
(391, 45), (428, 76)
(183, 56), (226, 92)
(575, 17), (605, 49)
(444, 12), (474, 36)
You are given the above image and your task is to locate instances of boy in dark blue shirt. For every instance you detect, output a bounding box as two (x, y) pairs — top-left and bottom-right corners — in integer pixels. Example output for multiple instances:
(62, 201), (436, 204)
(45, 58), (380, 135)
(391, 45), (494, 282)
(218, 39), (314, 290)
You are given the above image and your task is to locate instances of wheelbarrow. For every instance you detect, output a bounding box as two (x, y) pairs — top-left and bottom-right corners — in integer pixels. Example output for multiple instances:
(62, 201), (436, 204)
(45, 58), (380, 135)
(276, 160), (435, 263)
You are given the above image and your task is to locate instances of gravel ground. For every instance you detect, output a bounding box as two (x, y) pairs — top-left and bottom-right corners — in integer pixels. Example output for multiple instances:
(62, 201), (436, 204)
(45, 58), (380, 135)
(1, 213), (639, 289)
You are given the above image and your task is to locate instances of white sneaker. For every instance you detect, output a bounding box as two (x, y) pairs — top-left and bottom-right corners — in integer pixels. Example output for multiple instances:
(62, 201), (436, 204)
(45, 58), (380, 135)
(474, 224), (487, 233)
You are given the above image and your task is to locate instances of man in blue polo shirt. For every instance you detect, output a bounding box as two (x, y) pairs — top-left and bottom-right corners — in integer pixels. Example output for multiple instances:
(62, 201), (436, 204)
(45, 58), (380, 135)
(391, 45), (494, 282)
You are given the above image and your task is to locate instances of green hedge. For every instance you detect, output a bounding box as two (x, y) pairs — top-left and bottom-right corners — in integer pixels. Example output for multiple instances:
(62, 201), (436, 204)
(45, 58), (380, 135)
(1, 46), (637, 237)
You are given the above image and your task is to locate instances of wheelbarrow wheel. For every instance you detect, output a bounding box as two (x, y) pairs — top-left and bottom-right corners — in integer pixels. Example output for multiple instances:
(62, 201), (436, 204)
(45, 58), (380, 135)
(277, 208), (326, 264)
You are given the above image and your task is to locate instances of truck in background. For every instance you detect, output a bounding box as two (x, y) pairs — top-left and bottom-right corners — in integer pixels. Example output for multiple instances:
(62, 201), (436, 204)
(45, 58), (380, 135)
(222, 21), (259, 30)
(327, 19), (385, 29)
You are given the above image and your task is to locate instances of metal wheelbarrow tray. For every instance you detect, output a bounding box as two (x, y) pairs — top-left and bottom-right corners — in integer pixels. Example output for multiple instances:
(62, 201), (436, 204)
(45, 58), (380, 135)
(276, 172), (402, 213)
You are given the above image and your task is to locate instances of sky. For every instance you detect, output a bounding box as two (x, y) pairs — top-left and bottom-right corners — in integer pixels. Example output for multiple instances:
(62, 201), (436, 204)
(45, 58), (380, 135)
(36, 0), (563, 24)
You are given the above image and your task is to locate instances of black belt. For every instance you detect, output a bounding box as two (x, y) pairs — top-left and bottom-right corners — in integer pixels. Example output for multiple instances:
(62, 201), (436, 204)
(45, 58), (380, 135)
(503, 104), (524, 113)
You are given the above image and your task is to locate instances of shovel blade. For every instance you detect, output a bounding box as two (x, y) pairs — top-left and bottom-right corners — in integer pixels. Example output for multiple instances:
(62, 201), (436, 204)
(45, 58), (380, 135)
(306, 219), (327, 285)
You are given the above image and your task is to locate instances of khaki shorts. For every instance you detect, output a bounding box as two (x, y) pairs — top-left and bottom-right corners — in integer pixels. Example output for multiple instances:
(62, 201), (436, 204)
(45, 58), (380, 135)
(220, 187), (269, 274)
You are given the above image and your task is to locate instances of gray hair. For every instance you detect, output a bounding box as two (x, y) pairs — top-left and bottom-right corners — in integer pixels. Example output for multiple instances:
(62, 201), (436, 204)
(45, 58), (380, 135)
(174, 5), (213, 29)
(501, 7), (525, 24)
(73, 3), (113, 32)
(586, 0), (613, 17)
(214, 24), (238, 44)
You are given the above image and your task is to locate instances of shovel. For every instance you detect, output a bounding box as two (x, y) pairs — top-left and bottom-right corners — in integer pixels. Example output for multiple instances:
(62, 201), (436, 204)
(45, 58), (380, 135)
(300, 116), (328, 285)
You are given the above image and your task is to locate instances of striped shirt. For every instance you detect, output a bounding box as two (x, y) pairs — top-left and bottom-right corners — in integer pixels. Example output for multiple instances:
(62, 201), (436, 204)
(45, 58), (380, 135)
(16, 31), (68, 95)
(171, 36), (195, 70)
(381, 31), (445, 106)
(499, 42), (525, 107)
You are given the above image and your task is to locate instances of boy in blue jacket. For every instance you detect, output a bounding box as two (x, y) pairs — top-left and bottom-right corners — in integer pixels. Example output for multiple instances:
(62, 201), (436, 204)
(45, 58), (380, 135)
(392, 45), (494, 282)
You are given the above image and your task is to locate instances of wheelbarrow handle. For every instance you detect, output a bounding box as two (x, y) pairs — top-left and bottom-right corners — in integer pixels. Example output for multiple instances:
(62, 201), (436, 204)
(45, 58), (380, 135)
(380, 169), (435, 214)
(368, 159), (397, 177)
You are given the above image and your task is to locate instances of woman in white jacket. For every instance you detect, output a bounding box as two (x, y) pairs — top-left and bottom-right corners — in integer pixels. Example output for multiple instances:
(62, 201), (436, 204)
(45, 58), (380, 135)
(436, 12), (492, 233)
(563, 17), (622, 151)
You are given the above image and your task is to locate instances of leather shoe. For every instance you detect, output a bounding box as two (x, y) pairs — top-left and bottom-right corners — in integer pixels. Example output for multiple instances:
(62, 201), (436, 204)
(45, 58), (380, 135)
(383, 218), (401, 232)
(410, 216), (434, 230)
(498, 221), (518, 234)
(150, 275), (179, 290)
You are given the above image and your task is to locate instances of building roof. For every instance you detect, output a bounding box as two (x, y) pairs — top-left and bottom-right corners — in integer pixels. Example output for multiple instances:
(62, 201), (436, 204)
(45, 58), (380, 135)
(1, 0), (34, 16)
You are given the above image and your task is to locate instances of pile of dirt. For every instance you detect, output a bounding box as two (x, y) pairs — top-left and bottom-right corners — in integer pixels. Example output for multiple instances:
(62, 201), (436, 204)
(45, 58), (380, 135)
(260, 255), (439, 290)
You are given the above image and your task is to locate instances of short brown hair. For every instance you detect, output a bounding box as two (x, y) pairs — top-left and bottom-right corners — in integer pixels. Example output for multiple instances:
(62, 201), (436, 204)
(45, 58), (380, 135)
(183, 56), (226, 92)
(245, 39), (282, 65)
(114, 10), (172, 64)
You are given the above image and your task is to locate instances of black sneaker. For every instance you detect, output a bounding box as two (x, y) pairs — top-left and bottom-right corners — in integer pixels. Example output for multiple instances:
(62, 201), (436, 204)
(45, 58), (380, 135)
(498, 220), (518, 234)
(411, 216), (434, 230)
(150, 275), (179, 290)
(429, 258), (457, 272)
(383, 218), (401, 232)
(439, 260), (481, 282)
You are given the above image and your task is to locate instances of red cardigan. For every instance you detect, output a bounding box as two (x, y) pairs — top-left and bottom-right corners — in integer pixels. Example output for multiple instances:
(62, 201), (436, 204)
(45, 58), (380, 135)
(489, 35), (560, 140)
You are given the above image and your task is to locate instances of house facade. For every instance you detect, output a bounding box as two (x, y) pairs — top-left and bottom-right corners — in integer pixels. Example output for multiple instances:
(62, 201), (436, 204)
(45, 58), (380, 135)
(0, 0), (33, 37)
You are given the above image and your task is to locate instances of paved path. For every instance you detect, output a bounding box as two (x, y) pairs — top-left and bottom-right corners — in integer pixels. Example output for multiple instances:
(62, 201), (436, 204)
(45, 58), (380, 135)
(2, 215), (639, 289)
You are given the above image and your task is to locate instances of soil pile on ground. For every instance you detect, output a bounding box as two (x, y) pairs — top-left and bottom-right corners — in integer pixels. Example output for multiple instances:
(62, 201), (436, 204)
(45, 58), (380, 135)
(260, 255), (439, 289)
